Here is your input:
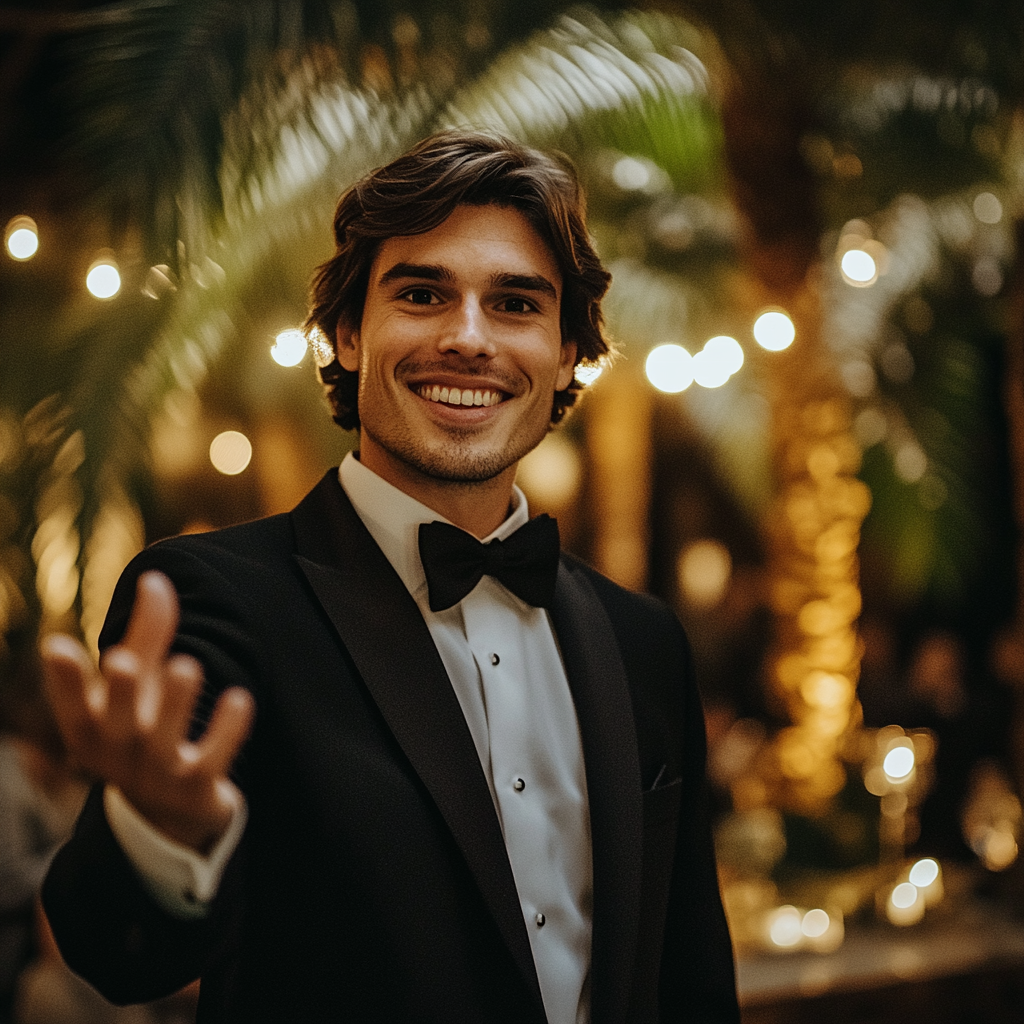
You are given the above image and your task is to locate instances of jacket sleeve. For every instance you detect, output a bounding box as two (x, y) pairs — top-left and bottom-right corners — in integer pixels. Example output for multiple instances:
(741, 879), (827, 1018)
(658, 633), (740, 1023)
(41, 540), (264, 1005)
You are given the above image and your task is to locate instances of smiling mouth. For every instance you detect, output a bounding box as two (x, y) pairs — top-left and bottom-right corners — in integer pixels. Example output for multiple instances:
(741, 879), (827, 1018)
(416, 384), (504, 408)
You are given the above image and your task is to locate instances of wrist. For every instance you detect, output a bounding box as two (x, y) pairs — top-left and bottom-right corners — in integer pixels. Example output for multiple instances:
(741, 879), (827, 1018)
(122, 792), (235, 856)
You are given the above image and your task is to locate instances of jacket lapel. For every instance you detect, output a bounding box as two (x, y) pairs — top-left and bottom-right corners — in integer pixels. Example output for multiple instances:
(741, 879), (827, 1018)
(549, 560), (643, 1024)
(290, 472), (544, 1015)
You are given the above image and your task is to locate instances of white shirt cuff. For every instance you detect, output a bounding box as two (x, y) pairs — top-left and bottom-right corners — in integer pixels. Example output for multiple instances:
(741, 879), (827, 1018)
(103, 785), (247, 920)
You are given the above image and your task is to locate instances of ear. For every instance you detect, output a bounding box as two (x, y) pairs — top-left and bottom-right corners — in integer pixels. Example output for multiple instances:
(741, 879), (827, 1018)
(555, 339), (578, 391)
(335, 324), (361, 373)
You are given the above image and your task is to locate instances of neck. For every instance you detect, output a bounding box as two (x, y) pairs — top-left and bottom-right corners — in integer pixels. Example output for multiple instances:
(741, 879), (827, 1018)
(357, 445), (517, 539)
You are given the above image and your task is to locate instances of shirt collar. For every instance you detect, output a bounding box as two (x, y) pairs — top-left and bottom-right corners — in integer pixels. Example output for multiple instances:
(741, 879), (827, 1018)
(338, 451), (531, 599)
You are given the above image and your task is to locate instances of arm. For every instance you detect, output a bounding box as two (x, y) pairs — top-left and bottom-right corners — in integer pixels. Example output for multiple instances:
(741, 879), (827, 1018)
(41, 551), (257, 1004)
(659, 628), (740, 1024)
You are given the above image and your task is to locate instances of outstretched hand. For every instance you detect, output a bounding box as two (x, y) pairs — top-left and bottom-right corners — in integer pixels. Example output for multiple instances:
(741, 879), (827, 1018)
(41, 570), (255, 854)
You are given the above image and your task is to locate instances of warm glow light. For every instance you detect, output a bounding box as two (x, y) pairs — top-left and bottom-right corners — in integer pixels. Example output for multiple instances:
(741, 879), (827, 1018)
(692, 336), (744, 388)
(908, 858), (939, 887)
(271, 328), (308, 367)
(980, 831), (1019, 871)
(516, 435), (582, 507)
(753, 311), (795, 351)
(209, 431), (252, 475)
(973, 192), (1003, 225)
(645, 345), (693, 393)
(677, 539), (731, 609)
(691, 350), (729, 388)
(841, 249), (878, 286)
(891, 882), (918, 909)
(5, 215), (38, 260)
(767, 906), (802, 947)
(86, 259), (121, 299)
(886, 881), (925, 925)
(801, 909), (830, 938)
(883, 745), (915, 781)
(575, 363), (603, 386)
(704, 335), (744, 374)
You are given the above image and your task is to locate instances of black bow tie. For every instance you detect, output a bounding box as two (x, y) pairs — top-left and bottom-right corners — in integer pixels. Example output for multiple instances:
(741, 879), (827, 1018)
(418, 515), (560, 612)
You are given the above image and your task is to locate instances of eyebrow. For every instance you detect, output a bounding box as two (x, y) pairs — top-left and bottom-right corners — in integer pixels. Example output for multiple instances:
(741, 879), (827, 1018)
(377, 263), (559, 301)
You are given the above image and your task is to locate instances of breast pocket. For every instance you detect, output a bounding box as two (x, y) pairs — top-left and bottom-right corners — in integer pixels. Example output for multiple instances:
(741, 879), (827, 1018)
(643, 777), (682, 830)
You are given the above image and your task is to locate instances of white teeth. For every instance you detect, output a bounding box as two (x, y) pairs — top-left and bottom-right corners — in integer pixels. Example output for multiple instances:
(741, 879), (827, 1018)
(419, 385), (503, 407)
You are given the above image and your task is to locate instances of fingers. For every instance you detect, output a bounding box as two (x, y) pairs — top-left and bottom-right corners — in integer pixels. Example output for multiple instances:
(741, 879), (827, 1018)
(40, 633), (103, 746)
(160, 654), (205, 742)
(194, 687), (255, 779)
(119, 571), (180, 673)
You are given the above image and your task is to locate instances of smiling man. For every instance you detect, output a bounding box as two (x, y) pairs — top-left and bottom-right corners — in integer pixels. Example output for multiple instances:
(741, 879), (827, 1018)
(41, 132), (739, 1024)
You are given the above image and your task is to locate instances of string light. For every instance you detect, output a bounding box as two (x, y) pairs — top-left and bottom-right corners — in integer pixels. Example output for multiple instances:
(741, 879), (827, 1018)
(753, 311), (795, 351)
(645, 344), (693, 393)
(271, 329), (307, 367)
(5, 215), (38, 260)
(86, 258), (121, 299)
(209, 431), (252, 475)
(840, 249), (878, 286)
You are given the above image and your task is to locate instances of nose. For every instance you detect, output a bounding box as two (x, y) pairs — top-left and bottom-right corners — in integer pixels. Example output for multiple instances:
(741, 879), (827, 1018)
(439, 297), (496, 358)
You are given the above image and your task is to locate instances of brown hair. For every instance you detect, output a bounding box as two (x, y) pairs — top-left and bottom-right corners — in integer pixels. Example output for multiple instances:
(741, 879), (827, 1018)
(304, 130), (612, 430)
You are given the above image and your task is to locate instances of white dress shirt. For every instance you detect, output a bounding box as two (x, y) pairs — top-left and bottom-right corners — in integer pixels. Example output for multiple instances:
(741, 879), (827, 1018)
(106, 452), (593, 1024)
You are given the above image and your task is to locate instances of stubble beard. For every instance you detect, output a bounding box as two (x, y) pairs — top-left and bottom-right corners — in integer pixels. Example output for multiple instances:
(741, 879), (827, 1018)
(363, 415), (547, 486)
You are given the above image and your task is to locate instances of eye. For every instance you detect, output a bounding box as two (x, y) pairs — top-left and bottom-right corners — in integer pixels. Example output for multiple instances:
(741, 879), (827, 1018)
(498, 296), (536, 314)
(402, 288), (439, 305)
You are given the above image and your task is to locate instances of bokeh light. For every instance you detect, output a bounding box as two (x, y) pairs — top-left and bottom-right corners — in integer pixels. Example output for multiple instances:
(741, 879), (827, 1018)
(693, 336), (744, 388)
(645, 344), (693, 393)
(840, 249), (878, 286)
(973, 192), (1003, 224)
(86, 259), (121, 299)
(883, 744), (915, 781)
(704, 335), (744, 374)
(271, 328), (308, 367)
(209, 431), (252, 475)
(677, 539), (732, 609)
(767, 905), (802, 948)
(612, 156), (651, 190)
(753, 311), (795, 351)
(516, 434), (582, 507)
(800, 909), (830, 939)
(908, 858), (939, 888)
(5, 215), (38, 260)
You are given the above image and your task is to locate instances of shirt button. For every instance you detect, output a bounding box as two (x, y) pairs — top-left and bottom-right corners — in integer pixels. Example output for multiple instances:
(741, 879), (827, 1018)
(513, 778), (525, 792)
(535, 912), (546, 927)
(490, 653), (500, 666)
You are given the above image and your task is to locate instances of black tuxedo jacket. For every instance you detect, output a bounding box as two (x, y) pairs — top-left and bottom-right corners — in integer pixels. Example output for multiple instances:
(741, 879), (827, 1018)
(43, 471), (739, 1023)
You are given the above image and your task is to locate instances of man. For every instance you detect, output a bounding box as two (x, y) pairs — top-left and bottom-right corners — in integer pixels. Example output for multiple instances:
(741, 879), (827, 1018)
(41, 131), (739, 1023)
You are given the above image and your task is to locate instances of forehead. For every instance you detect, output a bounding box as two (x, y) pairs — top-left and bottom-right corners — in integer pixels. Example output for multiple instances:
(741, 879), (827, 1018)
(369, 204), (562, 289)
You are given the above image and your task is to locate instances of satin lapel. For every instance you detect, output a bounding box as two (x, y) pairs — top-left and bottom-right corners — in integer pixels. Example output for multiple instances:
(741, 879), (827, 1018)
(290, 473), (544, 1013)
(549, 560), (643, 1024)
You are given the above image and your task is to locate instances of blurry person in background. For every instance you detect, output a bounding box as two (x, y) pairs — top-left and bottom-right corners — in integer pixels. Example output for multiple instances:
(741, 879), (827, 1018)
(39, 132), (739, 1023)
(907, 631), (1004, 860)
(0, 635), (85, 1024)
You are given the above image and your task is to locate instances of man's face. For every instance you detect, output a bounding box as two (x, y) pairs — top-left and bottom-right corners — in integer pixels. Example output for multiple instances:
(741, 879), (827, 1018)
(337, 203), (576, 494)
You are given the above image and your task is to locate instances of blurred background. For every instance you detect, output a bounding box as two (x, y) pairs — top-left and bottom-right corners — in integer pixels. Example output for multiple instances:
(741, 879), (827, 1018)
(1, 1), (1023, 1022)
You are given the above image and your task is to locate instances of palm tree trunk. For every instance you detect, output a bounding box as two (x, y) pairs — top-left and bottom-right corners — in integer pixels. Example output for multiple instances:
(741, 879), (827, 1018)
(722, 70), (869, 813)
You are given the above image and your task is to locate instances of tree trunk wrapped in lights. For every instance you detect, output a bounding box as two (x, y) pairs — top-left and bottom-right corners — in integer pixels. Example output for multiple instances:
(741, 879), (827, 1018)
(760, 282), (871, 812)
(722, 68), (869, 814)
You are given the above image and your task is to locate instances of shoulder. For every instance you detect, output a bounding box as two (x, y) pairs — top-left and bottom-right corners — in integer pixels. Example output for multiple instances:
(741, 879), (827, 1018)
(560, 551), (687, 645)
